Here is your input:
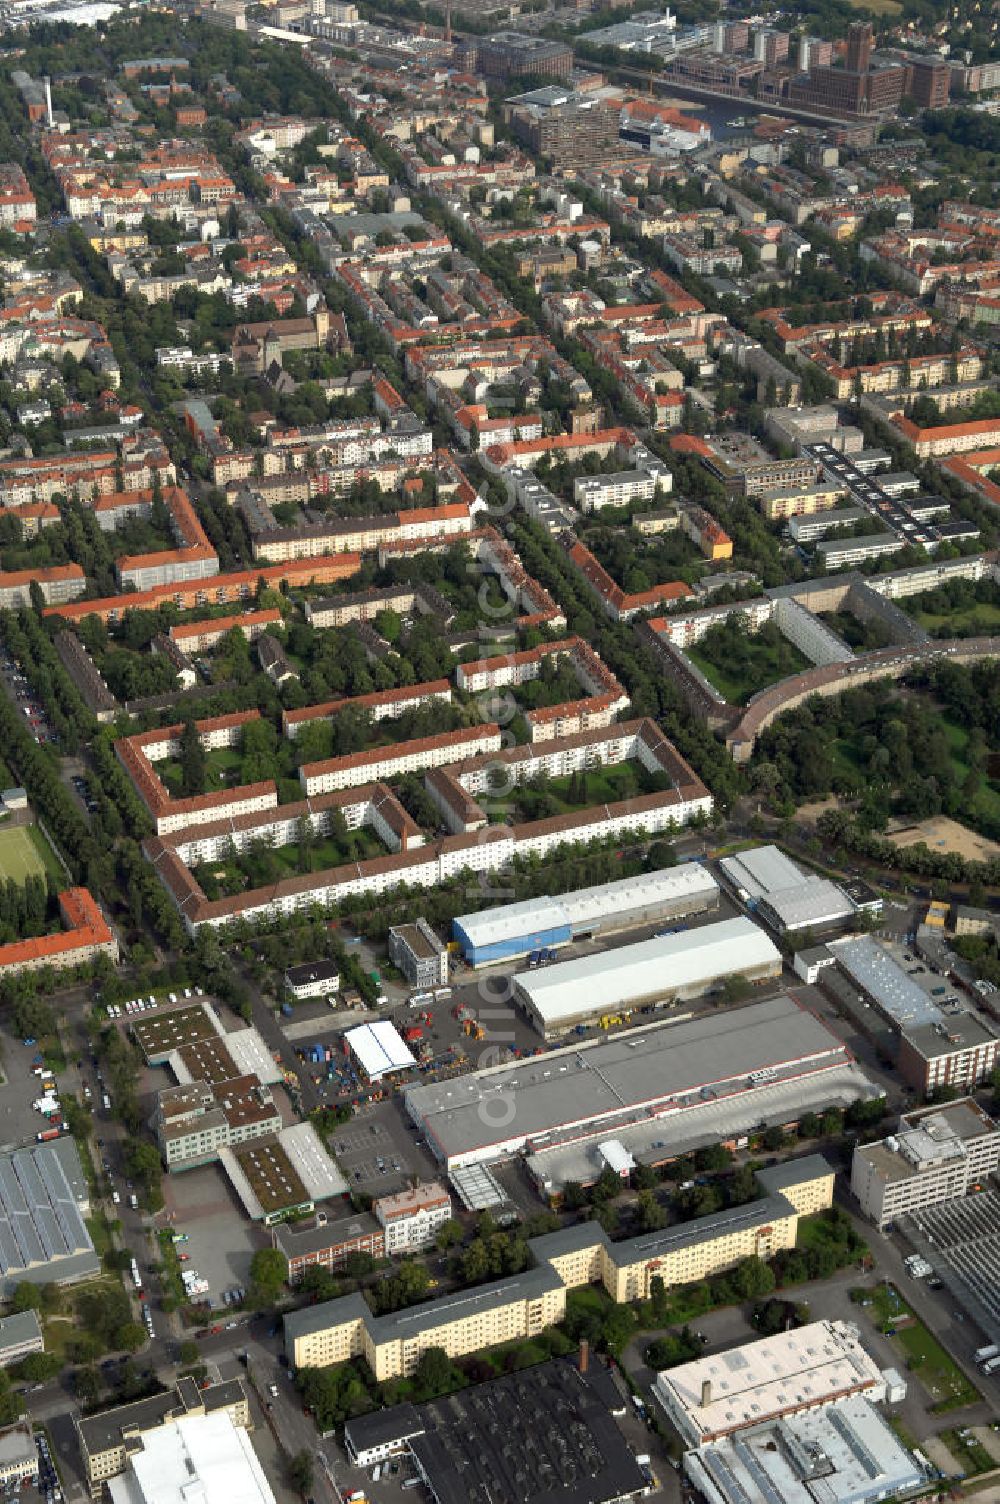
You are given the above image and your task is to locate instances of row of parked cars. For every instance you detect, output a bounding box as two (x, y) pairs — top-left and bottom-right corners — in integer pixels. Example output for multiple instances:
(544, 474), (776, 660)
(70, 774), (98, 815)
(2, 654), (54, 746)
(107, 986), (203, 1019)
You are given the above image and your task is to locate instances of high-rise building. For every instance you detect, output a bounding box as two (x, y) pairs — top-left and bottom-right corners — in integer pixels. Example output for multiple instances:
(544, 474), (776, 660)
(846, 20), (873, 74)
(908, 55), (950, 108)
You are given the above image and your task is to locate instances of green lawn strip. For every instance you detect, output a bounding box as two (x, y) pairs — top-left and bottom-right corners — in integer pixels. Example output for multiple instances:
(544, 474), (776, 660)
(866, 1283), (980, 1412)
(26, 822), (67, 882)
(913, 602), (1000, 637)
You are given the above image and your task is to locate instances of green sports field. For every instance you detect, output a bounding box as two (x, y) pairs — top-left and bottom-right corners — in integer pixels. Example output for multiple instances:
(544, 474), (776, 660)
(0, 824), (62, 884)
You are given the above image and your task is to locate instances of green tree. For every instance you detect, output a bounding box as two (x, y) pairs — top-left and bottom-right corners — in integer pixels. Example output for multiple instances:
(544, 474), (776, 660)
(413, 1346), (456, 1398)
(15, 1351), (61, 1382)
(435, 1218), (463, 1251)
(178, 720), (207, 796)
(249, 1248), (289, 1306)
(10, 1283), (43, 1313)
(115, 1322), (148, 1355)
(288, 1450), (314, 1496)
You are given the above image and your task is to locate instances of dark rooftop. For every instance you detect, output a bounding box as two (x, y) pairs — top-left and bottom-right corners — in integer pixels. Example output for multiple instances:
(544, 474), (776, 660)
(410, 1359), (645, 1504)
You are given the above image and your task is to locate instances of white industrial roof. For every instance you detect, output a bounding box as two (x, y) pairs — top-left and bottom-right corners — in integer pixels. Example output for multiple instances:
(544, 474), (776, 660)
(718, 845), (805, 900)
(226, 1028), (283, 1086)
(654, 1321), (886, 1444)
(454, 862), (718, 947)
(720, 845), (854, 931)
(108, 1411), (276, 1504)
(277, 1122), (348, 1200)
(598, 1139), (635, 1176)
(763, 882), (855, 931)
(455, 895), (568, 946)
(515, 917), (780, 1025)
(345, 1021), (417, 1080)
(685, 1397), (922, 1504)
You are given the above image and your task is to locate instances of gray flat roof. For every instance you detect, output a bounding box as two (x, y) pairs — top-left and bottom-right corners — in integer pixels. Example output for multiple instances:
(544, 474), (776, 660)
(405, 995), (848, 1165)
(904, 1014), (998, 1060)
(0, 1309), (41, 1350)
(344, 1403), (424, 1455)
(0, 1139), (98, 1289)
(526, 1071), (872, 1191)
(275, 1211), (380, 1259)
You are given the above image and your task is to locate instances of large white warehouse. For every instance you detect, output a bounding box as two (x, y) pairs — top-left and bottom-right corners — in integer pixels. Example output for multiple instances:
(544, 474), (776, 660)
(452, 862), (720, 967)
(512, 916), (782, 1038)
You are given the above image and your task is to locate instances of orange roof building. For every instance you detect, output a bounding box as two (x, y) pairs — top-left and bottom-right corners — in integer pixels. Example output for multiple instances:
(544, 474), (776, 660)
(0, 887), (117, 976)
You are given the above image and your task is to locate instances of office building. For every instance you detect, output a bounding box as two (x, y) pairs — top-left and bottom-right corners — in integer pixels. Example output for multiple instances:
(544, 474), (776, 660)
(506, 90), (621, 168)
(388, 921), (448, 989)
(846, 20), (872, 74)
(851, 1099), (1000, 1228)
(273, 1212), (385, 1283)
(153, 1078), (283, 1172)
(476, 33), (573, 80)
(829, 935), (1000, 1093)
(0, 1424), (37, 1491)
(283, 960), (341, 1000)
(77, 1379), (251, 1493)
(0, 1311), (43, 1368)
(106, 1410), (273, 1504)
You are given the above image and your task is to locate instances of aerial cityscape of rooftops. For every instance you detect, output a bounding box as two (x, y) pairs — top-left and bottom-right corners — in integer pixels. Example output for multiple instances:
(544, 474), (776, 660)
(6, 0), (1000, 1502)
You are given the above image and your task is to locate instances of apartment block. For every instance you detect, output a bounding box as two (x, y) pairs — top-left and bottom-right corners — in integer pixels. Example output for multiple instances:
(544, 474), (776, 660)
(373, 1182), (453, 1254)
(286, 1158), (833, 1381)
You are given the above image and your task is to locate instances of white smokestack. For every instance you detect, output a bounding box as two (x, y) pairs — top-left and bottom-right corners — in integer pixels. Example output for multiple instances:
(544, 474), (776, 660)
(44, 76), (53, 128)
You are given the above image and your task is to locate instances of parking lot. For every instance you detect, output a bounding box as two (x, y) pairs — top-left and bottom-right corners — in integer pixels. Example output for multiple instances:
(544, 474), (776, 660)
(160, 1162), (270, 1308)
(0, 648), (55, 747)
(331, 1102), (441, 1198)
(0, 1018), (85, 1154)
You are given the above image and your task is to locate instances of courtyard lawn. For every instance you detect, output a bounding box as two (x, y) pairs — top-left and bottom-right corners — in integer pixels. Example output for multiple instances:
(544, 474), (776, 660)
(687, 632), (812, 706)
(505, 761), (657, 823)
(193, 828), (387, 899)
(158, 746), (247, 797)
(0, 823), (62, 884)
